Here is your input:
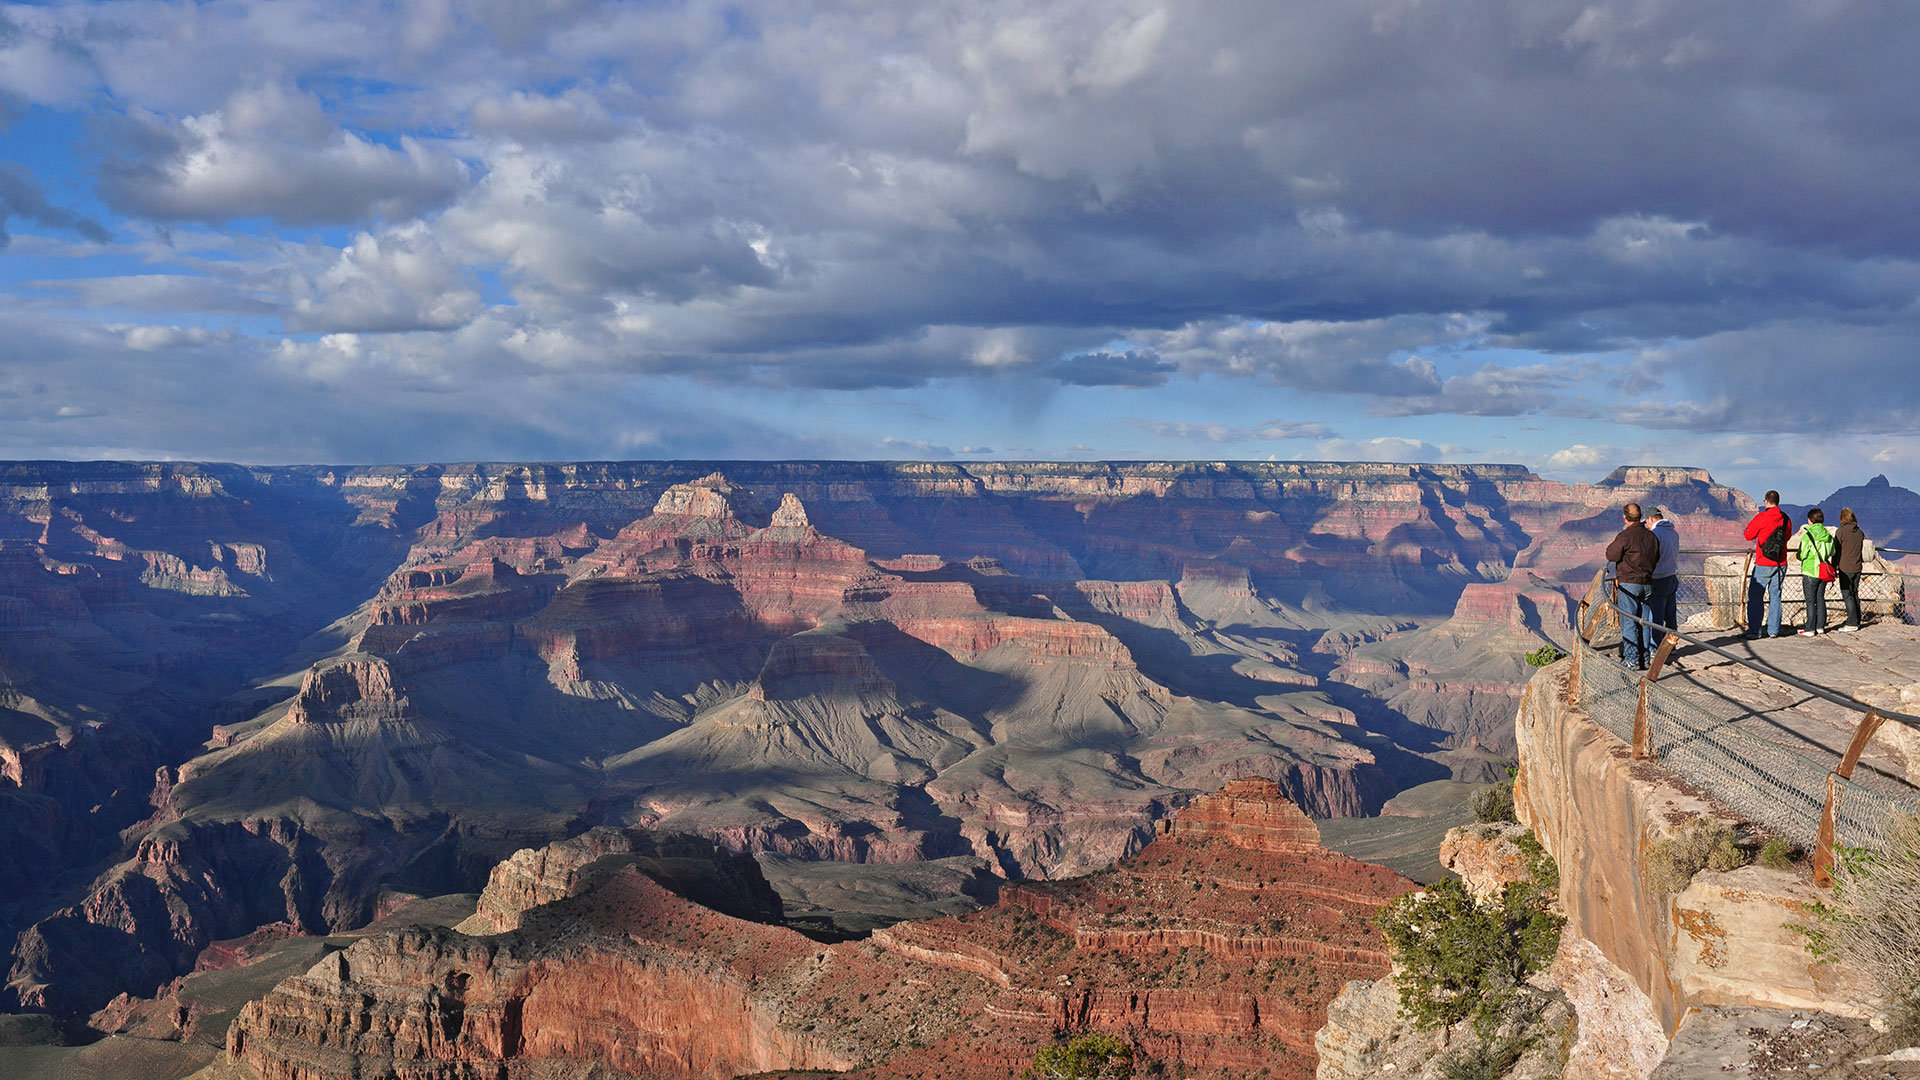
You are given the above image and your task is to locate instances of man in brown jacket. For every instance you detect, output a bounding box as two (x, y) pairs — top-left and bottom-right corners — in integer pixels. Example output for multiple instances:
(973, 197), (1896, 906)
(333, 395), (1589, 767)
(1605, 503), (1661, 669)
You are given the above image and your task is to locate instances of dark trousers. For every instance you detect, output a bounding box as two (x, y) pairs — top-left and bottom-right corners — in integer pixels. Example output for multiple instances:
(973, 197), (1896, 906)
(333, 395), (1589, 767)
(1618, 582), (1653, 667)
(1837, 569), (1861, 627)
(1804, 575), (1827, 631)
(1651, 575), (1679, 645)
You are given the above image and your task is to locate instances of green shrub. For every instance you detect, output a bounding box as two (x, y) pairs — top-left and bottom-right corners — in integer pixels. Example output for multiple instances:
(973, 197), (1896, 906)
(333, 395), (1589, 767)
(1644, 818), (1745, 896)
(1513, 830), (1559, 894)
(1523, 644), (1566, 668)
(1757, 838), (1799, 869)
(1802, 814), (1920, 1033)
(1024, 1033), (1135, 1080)
(1472, 781), (1518, 825)
(1376, 871), (1564, 1036)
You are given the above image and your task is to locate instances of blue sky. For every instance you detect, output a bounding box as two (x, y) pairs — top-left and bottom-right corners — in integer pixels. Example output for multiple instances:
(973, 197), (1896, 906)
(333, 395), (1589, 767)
(4, 0), (1920, 504)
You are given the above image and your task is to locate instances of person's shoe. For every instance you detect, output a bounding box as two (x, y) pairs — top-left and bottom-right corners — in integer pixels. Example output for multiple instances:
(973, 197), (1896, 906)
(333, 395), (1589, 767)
(1838, 625), (1860, 633)
(1798, 628), (1816, 636)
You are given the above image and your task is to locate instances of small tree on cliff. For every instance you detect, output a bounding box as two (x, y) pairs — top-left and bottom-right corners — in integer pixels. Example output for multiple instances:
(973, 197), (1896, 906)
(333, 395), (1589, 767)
(1375, 869), (1563, 1037)
(1024, 1032), (1135, 1080)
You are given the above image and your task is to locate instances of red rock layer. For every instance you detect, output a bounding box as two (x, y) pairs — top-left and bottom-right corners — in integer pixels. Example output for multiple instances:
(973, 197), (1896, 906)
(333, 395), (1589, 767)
(230, 782), (1416, 1080)
(1163, 777), (1325, 852)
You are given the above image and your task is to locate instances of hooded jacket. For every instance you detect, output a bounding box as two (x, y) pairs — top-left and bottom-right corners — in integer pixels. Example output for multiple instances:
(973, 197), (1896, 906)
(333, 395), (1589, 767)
(1833, 520), (1869, 575)
(1649, 519), (1679, 579)
(1792, 523), (1835, 578)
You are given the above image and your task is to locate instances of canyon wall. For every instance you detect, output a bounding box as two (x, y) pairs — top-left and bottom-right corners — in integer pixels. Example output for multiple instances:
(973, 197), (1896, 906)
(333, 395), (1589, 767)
(0, 459), (1763, 1023)
(1511, 663), (1870, 1032)
(227, 781), (1414, 1080)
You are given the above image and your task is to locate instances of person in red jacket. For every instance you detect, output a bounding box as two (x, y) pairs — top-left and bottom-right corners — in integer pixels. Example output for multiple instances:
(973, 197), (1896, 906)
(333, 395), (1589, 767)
(1743, 490), (1793, 639)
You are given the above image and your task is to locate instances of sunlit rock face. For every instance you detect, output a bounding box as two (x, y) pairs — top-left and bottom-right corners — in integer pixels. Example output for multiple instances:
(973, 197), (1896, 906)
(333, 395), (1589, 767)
(229, 783), (1416, 1080)
(0, 460), (1762, 1020)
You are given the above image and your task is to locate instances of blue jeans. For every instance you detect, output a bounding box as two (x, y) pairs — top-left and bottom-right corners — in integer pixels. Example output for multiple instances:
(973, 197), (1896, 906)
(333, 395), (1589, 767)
(1618, 582), (1653, 667)
(1748, 563), (1785, 637)
(1651, 575), (1679, 646)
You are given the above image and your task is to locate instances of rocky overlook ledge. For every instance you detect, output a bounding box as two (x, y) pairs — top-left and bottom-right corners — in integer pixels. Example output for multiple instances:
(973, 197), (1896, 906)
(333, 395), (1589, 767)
(1513, 622), (1920, 1053)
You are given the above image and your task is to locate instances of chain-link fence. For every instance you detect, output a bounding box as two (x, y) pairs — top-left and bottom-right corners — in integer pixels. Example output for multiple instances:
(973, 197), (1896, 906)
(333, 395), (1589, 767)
(1572, 583), (1920, 860)
(1666, 549), (1916, 629)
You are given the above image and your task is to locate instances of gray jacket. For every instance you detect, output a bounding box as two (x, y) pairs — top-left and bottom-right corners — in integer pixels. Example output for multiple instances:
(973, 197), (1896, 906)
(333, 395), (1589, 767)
(1649, 519), (1679, 579)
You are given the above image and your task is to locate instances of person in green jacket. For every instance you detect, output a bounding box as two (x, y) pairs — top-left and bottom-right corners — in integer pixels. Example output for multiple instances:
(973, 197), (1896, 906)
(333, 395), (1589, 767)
(1790, 508), (1837, 636)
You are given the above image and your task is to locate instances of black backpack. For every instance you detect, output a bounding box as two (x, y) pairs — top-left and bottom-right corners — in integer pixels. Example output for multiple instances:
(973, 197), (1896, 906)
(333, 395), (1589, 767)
(1760, 517), (1789, 562)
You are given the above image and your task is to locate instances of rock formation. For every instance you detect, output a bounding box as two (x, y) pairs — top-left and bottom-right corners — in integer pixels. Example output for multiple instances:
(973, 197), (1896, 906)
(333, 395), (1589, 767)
(226, 781), (1416, 1080)
(0, 459), (1768, 1024)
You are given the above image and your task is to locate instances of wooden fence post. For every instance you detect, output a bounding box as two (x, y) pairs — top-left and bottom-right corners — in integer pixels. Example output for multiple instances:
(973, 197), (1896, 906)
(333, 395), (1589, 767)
(1567, 636), (1582, 707)
(1814, 774), (1841, 889)
(1632, 680), (1652, 759)
(1814, 710), (1886, 888)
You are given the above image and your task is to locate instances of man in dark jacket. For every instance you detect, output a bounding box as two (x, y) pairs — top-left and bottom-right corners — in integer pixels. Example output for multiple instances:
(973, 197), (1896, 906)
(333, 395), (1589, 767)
(1743, 491), (1792, 638)
(1605, 503), (1660, 669)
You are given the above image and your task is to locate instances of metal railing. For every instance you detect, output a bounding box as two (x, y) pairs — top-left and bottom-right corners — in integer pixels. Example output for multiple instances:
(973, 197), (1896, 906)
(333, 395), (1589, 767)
(1572, 568), (1920, 886)
(1660, 548), (1917, 628)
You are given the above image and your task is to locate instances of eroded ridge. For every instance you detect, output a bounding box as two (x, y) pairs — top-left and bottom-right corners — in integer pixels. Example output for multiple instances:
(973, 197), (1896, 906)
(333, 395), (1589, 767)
(229, 781), (1415, 1080)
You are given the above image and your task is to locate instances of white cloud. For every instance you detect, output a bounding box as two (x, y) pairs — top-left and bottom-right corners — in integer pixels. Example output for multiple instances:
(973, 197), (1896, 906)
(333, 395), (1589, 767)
(98, 84), (468, 225)
(282, 225), (482, 333)
(1547, 444), (1617, 470)
(1310, 436), (1462, 463)
(122, 325), (219, 350)
(1130, 418), (1332, 443)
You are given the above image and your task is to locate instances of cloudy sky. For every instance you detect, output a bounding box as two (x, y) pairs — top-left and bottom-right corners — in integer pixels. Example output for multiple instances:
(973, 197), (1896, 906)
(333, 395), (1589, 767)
(2, 0), (1917, 500)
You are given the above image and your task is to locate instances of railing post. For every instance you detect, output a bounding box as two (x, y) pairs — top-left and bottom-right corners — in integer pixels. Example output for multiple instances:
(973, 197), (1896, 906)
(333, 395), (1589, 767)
(1814, 774), (1841, 889)
(1836, 710), (1886, 782)
(1629, 635), (1678, 760)
(1814, 710), (1886, 889)
(1739, 552), (1754, 633)
(1644, 634), (1678, 682)
(1567, 635), (1583, 707)
(1631, 679), (1652, 759)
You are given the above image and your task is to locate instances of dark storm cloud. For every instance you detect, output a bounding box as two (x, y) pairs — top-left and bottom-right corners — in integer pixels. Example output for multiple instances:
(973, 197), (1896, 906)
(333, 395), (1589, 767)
(1614, 320), (1920, 435)
(1045, 351), (1175, 387)
(0, 0), (1918, 453)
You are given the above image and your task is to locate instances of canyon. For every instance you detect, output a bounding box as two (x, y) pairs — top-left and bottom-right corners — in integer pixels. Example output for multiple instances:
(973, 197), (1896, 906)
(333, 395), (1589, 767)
(0, 459), (1771, 1040)
(226, 778), (1415, 1080)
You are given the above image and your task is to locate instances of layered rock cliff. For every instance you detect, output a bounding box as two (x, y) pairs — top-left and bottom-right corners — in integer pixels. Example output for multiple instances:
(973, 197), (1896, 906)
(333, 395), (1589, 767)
(224, 781), (1414, 1080)
(0, 459), (1766, 1024)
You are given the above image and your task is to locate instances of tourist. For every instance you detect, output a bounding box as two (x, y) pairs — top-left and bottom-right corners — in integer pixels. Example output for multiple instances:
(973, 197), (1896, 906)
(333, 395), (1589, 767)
(1743, 490), (1792, 639)
(1831, 507), (1872, 632)
(1789, 508), (1836, 636)
(1605, 502), (1660, 669)
(1647, 506), (1680, 646)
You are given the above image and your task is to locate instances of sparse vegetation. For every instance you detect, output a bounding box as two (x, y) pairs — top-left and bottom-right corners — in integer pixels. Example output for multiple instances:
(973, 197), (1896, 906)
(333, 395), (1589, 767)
(1644, 818), (1747, 896)
(1024, 1032), (1136, 1080)
(1757, 837), (1800, 869)
(1439, 1034), (1529, 1080)
(1471, 780), (1518, 825)
(1512, 830), (1559, 894)
(1523, 644), (1566, 668)
(1802, 813), (1920, 1035)
(1375, 837), (1564, 1038)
